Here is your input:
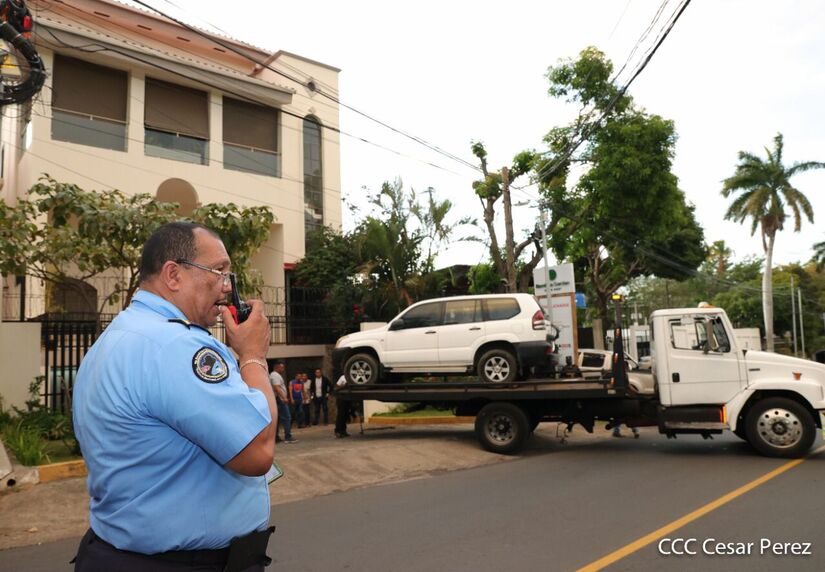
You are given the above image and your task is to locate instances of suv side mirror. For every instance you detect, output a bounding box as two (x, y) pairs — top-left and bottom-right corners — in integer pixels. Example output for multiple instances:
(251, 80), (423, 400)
(389, 319), (405, 331)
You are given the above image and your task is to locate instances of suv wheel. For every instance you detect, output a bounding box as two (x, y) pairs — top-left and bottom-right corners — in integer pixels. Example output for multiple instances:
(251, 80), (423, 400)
(477, 348), (517, 383)
(344, 353), (379, 385)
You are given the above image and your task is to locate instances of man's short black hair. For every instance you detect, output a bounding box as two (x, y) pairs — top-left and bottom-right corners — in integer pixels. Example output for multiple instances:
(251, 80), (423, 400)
(139, 221), (218, 283)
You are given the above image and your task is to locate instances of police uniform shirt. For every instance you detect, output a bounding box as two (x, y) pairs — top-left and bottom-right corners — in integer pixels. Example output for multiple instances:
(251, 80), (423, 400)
(73, 290), (272, 554)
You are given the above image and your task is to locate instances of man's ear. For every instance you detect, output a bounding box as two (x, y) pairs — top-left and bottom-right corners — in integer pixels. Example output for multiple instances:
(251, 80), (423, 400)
(159, 260), (184, 292)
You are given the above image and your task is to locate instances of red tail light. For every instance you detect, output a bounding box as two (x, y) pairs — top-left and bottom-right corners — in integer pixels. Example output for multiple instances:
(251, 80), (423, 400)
(532, 310), (545, 330)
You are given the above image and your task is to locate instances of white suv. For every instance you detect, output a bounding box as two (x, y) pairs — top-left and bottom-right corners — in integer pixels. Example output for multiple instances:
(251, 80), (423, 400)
(332, 293), (557, 384)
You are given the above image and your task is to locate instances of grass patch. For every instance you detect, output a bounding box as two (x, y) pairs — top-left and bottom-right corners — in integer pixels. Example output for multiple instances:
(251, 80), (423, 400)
(43, 439), (83, 464)
(373, 406), (455, 418)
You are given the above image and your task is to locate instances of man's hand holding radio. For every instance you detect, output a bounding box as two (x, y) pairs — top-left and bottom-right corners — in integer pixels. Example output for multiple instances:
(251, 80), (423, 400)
(221, 299), (270, 364)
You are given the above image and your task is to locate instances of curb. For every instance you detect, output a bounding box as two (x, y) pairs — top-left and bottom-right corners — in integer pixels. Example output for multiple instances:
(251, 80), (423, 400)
(38, 460), (87, 483)
(368, 416), (475, 426)
(22, 418), (475, 483)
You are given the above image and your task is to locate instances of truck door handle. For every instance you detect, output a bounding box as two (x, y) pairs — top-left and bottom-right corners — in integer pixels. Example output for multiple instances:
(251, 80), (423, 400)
(672, 372), (680, 383)
(469, 327), (481, 331)
(425, 330), (437, 334)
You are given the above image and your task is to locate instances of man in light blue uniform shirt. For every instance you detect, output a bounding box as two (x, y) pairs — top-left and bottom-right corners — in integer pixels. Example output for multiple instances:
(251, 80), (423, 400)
(72, 222), (278, 571)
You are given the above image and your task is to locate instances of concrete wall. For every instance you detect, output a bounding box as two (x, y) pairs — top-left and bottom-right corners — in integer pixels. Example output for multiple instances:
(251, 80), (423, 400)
(0, 322), (40, 411)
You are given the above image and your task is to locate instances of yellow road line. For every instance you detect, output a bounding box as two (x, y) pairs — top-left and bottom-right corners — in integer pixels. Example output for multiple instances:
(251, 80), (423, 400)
(577, 444), (825, 572)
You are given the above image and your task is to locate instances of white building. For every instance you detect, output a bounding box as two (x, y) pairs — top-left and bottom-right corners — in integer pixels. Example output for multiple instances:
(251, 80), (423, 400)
(0, 0), (342, 397)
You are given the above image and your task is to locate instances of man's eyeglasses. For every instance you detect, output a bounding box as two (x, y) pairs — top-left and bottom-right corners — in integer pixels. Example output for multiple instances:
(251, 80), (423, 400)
(176, 259), (232, 286)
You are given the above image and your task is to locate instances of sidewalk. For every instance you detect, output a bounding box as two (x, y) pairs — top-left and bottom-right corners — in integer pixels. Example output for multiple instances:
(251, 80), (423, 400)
(0, 419), (520, 550)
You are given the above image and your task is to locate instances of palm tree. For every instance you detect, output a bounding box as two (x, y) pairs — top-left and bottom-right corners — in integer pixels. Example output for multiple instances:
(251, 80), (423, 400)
(721, 133), (824, 351)
(815, 238), (825, 271)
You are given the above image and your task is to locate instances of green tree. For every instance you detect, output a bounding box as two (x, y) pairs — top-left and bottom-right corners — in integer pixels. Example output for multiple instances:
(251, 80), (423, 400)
(470, 144), (559, 293)
(721, 133), (824, 350)
(468, 263), (503, 294)
(190, 202), (275, 298)
(0, 176), (275, 313)
(0, 176), (179, 312)
(814, 238), (825, 270)
(295, 180), (470, 324)
(542, 48), (705, 320)
(294, 226), (360, 287)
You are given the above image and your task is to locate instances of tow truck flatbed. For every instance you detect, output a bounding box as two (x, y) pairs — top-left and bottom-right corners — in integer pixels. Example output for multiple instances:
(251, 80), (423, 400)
(336, 377), (630, 403)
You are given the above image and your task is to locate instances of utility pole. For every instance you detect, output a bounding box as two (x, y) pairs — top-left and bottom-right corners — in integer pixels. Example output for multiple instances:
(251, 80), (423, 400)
(539, 205), (552, 318)
(500, 166), (516, 293)
(791, 275), (797, 356)
(798, 287), (805, 358)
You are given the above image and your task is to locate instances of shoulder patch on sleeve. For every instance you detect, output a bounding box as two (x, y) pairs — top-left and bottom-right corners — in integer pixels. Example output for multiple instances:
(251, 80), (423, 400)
(192, 347), (230, 383)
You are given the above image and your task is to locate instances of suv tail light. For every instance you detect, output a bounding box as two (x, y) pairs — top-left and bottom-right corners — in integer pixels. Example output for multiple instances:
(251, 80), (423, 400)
(532, 310), (545, 330)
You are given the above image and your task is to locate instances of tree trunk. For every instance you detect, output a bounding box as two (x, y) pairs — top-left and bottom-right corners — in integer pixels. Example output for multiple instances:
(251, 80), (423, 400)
(763, 232), (775, 352)
(481, 198), (506, 282)
(501, 167), (517, 293)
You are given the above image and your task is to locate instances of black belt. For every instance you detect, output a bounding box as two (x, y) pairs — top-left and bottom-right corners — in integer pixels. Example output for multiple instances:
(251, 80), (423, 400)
(88, 529), (230, 565)
(84, 527), (274, 570)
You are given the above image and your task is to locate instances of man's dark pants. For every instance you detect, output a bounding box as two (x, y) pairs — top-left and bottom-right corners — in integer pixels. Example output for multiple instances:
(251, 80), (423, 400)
(313, 396), (329, 425)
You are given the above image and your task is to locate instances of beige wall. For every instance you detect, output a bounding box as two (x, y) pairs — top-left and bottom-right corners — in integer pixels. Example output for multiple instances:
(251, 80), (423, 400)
(3, 3), (341, 363)
(4, 44), (341, 310)
(0, 322), (41, 411)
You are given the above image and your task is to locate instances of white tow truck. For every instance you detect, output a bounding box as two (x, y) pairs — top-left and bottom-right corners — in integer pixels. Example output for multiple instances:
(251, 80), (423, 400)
(336, 299), (825, 458)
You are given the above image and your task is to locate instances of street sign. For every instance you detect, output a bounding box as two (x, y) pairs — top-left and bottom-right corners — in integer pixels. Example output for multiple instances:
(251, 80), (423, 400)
(533, 263), (575, 295)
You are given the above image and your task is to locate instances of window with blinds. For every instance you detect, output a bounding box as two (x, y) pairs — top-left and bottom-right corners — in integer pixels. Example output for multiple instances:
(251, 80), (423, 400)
(144, 78), (209, 165)
(51, 55), (128, 151)
(222, 96), (280, 177)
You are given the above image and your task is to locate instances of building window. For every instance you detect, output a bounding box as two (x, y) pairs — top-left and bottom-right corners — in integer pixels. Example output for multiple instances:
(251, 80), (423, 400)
(222, 97), (279, 177)
(303, 116), (323, 246)
(145, 78), (209, 165)
(51, 55), (127, 151)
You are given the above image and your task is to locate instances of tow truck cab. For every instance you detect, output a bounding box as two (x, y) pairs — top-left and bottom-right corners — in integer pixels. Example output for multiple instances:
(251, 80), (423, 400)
(651, 307), (825, 456)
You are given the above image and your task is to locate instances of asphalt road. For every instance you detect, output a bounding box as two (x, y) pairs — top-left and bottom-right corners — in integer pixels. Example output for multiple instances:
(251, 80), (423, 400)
(5, 428), (825, 571)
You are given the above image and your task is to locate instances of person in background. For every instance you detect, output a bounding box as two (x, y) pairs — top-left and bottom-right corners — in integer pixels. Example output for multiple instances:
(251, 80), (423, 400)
(301, 372), (313, 426)
(289, 372), (306, 429)
(270, 361), (297, 444)
(334, 373), (351, 438)
(310, 368), (331, 425)
(612, 422), (639, 438)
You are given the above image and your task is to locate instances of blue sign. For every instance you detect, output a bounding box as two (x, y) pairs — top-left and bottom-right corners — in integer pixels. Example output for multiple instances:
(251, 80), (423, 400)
(575, 292), (587, 308)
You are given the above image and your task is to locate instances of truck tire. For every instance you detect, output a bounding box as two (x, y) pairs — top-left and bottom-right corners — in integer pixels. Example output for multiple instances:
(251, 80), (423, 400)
(344, 353), (379, 385)
(744, 397), (816, 458)
(475, 402), (529, 454)
(477, 348), (518, 383)
(733, 424), (747, 441)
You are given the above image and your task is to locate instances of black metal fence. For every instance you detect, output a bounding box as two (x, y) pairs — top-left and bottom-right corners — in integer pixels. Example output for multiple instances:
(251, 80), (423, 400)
(30, 286), (338, 413)
(36, 314), (114, 413)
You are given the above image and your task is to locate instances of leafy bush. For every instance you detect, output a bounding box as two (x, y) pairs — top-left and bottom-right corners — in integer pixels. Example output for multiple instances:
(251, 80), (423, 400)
(0, 376), (82, 462)
(2, 420), (49, 466)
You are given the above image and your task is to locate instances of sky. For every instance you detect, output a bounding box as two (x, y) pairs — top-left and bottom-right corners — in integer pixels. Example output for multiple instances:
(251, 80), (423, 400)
(142, 0), (824, 270)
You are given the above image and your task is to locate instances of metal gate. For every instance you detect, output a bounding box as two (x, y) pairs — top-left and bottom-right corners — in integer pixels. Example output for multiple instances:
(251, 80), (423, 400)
(39, 314), (111, 414)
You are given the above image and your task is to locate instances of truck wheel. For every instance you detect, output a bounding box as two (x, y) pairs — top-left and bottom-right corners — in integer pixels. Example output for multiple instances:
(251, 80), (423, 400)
(733, 425), (747, 441)
(475, 402), (529, 454)
(477, 349), (517, 383)
(344, 353), (379, 385)
(744, 397), (816, 458)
